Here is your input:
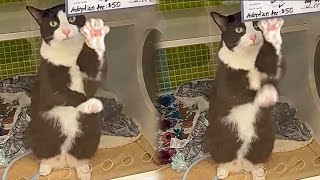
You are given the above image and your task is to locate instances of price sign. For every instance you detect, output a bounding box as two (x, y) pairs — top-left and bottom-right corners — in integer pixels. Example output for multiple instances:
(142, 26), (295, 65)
(241, 0), (320, 21)
(66, 0), (157, 15)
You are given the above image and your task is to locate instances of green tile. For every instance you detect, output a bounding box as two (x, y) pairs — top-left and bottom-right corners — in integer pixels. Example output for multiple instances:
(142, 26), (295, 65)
(172, 54), (178, 59)
(155, 42), (219, 92)
(177, 3), (184, 9)
(172, 4), (178, 9)
(0, 37), (41, 80)
(184, 3), (191, 8)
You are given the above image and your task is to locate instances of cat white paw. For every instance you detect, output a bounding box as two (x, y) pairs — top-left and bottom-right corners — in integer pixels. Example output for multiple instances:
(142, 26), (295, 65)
(255, 84), (279, 108)
(252, 167), (266, 180)
(248, 69), (262, 90)
(258, 18), (284, 45)
(77, 98), (104, 114)
(39, 163), (52, 176)
(81, 18), (110, 51)
(217, 164), (230, 179)
(76, 164), (92, 180)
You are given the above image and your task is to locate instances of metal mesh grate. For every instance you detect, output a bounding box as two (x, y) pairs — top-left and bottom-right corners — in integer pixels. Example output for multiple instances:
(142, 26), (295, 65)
(158, 0), (240, 11)
(158, 0), (221, 11)
(155, 42), (219, 92)
(0, 0), (26, 4)
(0, 37), (41, 80)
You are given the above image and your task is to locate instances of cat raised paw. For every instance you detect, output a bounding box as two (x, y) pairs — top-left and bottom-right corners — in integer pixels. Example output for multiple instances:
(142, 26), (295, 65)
(77, 98), (103, 114)
(258, 18), (284, 46)
(81, 18), (110, 52)
(255, 84), (279, 108)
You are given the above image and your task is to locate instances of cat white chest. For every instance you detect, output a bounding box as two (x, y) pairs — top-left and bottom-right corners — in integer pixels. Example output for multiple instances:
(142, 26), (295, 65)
(218, 42), (262, 71)
(223, 103), (259, 157)
(68, 65), (85, 94)
(40, 35), (85, 67)
(43, 106), (81, 153)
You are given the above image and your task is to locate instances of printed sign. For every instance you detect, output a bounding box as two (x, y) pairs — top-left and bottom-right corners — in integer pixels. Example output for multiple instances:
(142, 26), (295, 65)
(66, 0), (157, 15)
(241, 0), (320, 21)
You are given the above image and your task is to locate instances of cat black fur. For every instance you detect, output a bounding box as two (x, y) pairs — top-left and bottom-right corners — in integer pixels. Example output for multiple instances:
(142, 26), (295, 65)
(26, 4), (103, 160)
(28, 61), (101, 159)
(204, 12), (285, 164)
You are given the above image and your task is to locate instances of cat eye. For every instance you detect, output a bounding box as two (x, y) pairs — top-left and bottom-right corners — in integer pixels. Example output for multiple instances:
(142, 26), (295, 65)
(235, 27), (244, 33)
(49, 21), (58, 27)
(68, 16), (76, 23)
(253, 23), (259, 29)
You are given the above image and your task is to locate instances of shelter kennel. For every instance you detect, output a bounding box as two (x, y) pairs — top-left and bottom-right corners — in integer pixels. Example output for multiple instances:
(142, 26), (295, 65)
(153, 1), (320, 180)
(0, 0), (165, 179)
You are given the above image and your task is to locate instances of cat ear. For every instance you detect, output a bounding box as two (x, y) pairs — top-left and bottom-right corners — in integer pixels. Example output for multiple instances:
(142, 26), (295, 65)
(26, 6), (45, 25)
(210, 12), (227, 31)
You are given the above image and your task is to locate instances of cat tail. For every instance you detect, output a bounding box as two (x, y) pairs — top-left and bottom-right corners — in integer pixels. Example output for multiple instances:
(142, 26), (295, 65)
(98, 133), (142, 149)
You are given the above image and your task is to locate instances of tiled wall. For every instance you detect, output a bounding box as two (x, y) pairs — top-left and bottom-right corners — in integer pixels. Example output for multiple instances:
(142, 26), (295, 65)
(0, 37), (41, 80)
(0, 0), (25, 4)
(158, 0), (239, 11)
(158, 0), (222, 11)
(155, 43), (219, 92)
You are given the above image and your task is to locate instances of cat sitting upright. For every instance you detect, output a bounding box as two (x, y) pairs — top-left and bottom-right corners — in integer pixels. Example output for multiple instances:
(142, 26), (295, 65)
(26, 4), (110, 180)
(204, 12), (285, 180)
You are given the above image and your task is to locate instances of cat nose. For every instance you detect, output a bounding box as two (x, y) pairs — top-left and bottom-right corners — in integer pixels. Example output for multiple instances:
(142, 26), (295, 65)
(249, 34), (256, 41)
(62, 28), (70, 36)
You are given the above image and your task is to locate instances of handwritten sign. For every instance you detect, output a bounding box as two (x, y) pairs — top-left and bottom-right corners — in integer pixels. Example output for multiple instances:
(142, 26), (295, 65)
(66, 0), (157, 15)
(241, 0), (320, 21)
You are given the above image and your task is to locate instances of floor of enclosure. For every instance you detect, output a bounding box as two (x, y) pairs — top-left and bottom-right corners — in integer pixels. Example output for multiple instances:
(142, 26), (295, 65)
(157, 140), (320, 180)
(3, 136), (160, 180)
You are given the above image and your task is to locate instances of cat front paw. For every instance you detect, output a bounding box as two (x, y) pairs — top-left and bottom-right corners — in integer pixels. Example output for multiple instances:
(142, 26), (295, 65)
(251, 166), (267, 180)
(39, 163), (52, 176)
(248, 69), (262, 90)
(77, 98), (104, 114)
(81, 18), (110, 52)
(255, 84), (279, 108)
(258, 18), (284, 45)
(77, 163), (92, 180)
(217, 164), (230, 179)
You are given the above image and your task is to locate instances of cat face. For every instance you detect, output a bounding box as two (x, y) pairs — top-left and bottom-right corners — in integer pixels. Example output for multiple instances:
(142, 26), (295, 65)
(211, 12), (263, 50)
(26, 4), (86, 45)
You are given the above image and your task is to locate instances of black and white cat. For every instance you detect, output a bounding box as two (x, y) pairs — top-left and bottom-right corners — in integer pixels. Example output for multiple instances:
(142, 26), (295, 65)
(26, 4), (110, 180)
(204, 12), (285, 180)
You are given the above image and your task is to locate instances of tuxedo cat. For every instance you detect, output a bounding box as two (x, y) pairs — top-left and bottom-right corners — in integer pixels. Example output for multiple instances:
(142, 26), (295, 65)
(204, 12), (285, 180)
(26, 4), (110, 180)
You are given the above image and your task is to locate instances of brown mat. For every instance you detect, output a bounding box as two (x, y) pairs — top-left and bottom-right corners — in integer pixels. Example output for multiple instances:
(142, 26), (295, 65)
(4, 136), (161, 180)
(158, 140), (320, 180)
